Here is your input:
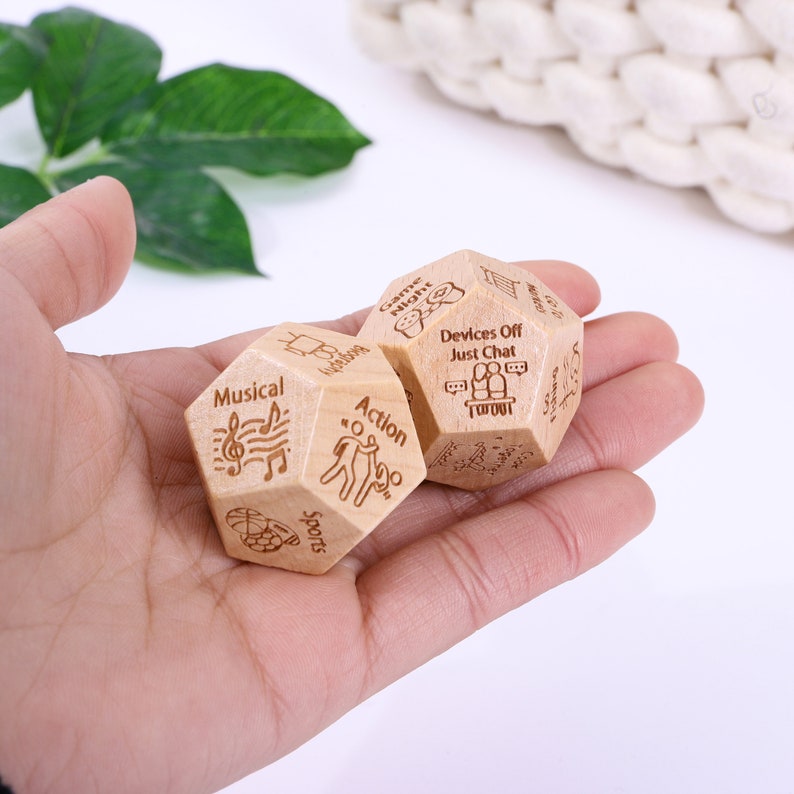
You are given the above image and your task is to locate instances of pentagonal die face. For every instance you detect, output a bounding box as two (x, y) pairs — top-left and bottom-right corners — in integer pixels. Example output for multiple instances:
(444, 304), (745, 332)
(358, 250), (583, 490)
(185, 322), (426, 574)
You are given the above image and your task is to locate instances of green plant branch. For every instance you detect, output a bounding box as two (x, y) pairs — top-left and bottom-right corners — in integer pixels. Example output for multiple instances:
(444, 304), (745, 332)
(36, 142), (113, 192)
(0, 6), (370, 275)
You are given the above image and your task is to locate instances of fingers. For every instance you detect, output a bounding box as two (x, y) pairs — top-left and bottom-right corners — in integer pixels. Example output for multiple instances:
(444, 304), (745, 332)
(581, 312), (680, 389)
(502, 359), (704, 494)
(351, 310), (702, 565)
(511, 259), (601, 319)
(356, 468), (655, 692)
(355, 359), (702, 565)
(0, 177), (135, 330)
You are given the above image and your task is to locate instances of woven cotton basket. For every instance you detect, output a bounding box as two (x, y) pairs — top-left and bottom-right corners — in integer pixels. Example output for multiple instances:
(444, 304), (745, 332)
(351, 0), (794, 234)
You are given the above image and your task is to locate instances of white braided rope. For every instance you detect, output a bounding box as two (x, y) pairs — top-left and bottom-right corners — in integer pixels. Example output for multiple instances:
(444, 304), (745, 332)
(350, 0), (794, 234)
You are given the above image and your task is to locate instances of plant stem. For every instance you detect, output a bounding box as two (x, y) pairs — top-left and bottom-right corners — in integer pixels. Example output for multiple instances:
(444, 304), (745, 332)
(36, 154), (55, 190)
(39, 142), (112, 191)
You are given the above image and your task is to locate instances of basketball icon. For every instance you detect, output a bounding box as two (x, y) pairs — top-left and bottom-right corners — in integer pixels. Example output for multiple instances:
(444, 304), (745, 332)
(225, 508), (300, 554)
(225, 506), (266, 534)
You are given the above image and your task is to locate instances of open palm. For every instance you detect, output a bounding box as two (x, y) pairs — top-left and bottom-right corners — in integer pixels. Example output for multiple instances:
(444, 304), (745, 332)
(0, 178), (703, 794)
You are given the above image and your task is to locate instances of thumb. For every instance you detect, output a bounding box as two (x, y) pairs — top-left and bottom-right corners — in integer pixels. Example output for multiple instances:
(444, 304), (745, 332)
(0, 176), (135, 330)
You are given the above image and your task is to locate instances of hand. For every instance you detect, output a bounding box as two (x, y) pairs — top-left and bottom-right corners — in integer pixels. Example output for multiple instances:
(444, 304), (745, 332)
(0, 178), (704, 794)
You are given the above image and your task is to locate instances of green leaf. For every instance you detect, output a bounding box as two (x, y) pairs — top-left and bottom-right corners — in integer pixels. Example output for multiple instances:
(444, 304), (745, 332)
(0, 24), (47, 109)
(102, 64), (371, 176)
(55, 162), (259, 275)
(0, 164), (52, 227)
(31, 7), (162, 158)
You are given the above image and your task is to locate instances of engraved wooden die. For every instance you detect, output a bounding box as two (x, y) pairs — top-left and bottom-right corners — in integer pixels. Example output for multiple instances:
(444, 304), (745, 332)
(358, 250), (583, 491)
(185, 322), (426, 574)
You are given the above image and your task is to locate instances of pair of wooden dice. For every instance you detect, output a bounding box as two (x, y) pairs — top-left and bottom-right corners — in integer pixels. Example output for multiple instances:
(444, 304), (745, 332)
(185, 250), (583, 574)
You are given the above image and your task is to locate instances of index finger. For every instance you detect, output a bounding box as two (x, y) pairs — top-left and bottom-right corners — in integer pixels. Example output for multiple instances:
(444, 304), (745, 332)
(0, 177), (135, 331)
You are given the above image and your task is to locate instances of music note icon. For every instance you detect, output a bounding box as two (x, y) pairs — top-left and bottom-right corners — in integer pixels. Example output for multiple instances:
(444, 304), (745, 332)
(263, 447), (289, 482)
(212, 405), (292, 482)
(218, 412), (246, 476)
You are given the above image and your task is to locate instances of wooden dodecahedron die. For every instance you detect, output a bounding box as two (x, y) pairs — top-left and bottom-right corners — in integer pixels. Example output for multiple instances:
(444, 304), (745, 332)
(358, 250), (583, 490)
(185, 322), (426, 573)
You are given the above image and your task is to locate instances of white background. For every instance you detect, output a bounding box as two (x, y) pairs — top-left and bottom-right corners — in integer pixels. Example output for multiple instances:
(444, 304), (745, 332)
(4, 2), (794, 792)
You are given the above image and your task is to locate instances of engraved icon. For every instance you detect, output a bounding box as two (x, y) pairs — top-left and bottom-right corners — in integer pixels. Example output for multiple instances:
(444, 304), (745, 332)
(543, 342), (582, 423)
(320, 419), (403, 507)
(429, 440), (534, 478)
(480, 266), (520, 300)
(279, 330), (340, 359)
(465, 362), (516, 418)
(393, 281), (465, 338)
(225, 508), (300, 553)
(212, 405), (290, 481)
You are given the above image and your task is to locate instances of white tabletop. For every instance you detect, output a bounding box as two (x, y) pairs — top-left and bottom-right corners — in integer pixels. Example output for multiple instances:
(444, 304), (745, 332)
(4, 2), (794, 792)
